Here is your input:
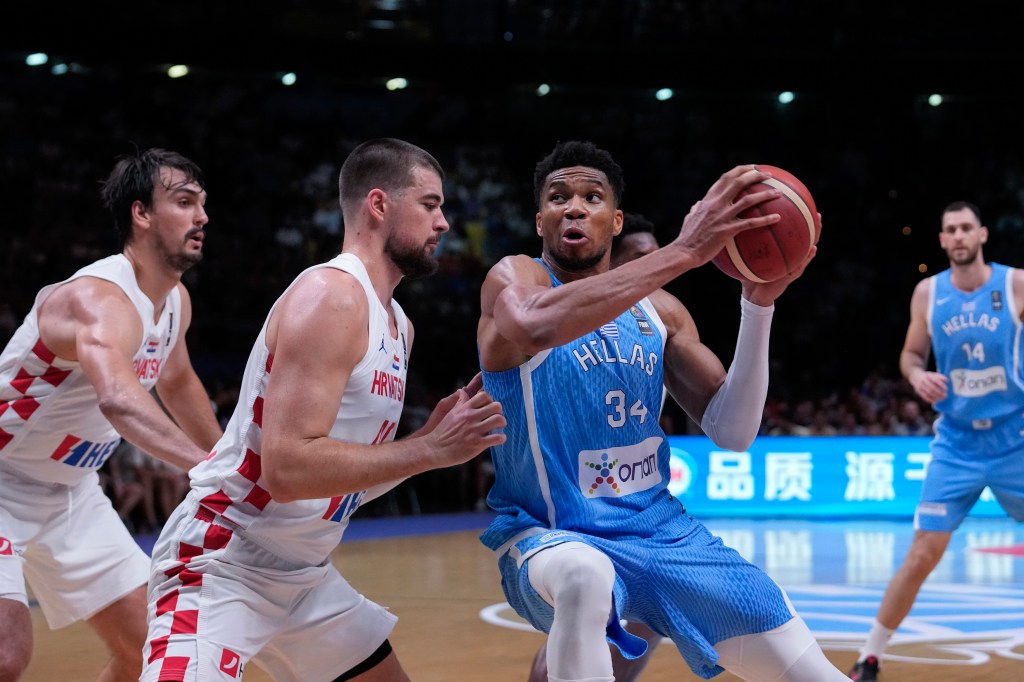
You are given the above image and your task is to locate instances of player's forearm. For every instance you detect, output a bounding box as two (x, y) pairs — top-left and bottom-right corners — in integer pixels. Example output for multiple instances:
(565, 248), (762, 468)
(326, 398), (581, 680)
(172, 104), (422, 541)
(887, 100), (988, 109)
(261, 434), (443, 503)
(500, 245), (701, 352)
(899, 350), (928, 385)
(157, 375), (223, 451)
(700, 298), (773, 451)
(98, 389), (209, 471)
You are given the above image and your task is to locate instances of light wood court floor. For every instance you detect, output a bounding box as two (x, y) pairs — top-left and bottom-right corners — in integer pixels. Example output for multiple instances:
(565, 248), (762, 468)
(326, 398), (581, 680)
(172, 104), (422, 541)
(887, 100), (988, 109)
(23, 520), (1024, 681)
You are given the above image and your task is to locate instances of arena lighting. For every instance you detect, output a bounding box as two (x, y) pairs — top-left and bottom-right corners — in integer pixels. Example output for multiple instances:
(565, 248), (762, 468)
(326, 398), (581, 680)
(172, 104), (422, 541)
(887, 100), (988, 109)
(928, 93), (943, 106)
(536, 83), (551, 96)
(778, 91), (795, 104)
(25, 52), (48, 66)
(51, 63), (68, 75)
(167, 64), (189, 78)
(281, 72), (297, 86)
(385, 77), (408, 91)
(655, 88), (674, 101)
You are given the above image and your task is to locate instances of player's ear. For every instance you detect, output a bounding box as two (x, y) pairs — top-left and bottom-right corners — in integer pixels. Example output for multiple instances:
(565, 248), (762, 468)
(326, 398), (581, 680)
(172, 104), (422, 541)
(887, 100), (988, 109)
(535, 213), (543, 236)
(367, 188), (387, 223)
(980, 226), (989, 244)
(612, 210), (623, 237)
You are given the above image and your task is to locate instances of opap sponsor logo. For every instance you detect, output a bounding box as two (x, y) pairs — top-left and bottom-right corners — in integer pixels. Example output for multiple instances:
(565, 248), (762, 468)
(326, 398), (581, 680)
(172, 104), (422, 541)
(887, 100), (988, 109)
(951, 366), (1007, 397)
(578, 437), (662, 497)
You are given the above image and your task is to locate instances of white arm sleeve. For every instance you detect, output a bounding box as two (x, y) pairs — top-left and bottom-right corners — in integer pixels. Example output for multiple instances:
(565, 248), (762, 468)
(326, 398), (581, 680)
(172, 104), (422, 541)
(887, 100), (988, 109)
(699, 297), (773, 451)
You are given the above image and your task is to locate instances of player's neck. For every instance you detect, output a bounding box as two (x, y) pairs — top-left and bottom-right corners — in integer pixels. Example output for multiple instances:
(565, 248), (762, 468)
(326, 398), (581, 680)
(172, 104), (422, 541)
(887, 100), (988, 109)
(340, 245), (400, 310)
(121, 246), (183, 315)
(949, 259), (991, 293)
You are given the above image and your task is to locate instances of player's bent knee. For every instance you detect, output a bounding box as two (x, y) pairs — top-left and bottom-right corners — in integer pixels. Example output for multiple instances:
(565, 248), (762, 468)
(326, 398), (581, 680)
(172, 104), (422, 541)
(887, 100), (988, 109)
(530, 544), (615, 616)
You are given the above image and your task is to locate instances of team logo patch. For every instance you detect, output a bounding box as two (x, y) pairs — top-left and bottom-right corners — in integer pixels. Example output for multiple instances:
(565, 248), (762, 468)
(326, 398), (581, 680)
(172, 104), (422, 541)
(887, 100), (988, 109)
(0, 537), (13, 555)
(392, 354), (401, 371)
(146, 338), (160, 354)
(627, 306), (654, 336)
(598, 322), (619, 339)
(992, 290), (1003, 311)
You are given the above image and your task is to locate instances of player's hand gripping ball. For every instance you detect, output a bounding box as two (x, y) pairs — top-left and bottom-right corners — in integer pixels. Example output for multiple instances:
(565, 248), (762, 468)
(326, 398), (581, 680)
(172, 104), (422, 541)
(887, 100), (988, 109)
(712, 165), (821, 283)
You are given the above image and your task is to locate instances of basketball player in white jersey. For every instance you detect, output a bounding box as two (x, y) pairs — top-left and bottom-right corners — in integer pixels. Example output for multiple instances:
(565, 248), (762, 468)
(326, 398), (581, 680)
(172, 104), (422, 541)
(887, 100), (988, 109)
(0, 148), (222, 681)
(140, 138), (506, 682)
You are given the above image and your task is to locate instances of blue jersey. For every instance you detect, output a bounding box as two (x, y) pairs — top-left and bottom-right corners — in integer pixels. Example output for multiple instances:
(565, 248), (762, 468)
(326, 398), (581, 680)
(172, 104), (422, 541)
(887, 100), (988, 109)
(481, 263), (683, 550)
(928, 262), (1024, 423)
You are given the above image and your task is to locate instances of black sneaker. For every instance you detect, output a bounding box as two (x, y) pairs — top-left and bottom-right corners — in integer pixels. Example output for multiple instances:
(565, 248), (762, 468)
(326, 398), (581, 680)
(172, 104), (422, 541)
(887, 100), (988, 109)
(848, 655), (879, 681)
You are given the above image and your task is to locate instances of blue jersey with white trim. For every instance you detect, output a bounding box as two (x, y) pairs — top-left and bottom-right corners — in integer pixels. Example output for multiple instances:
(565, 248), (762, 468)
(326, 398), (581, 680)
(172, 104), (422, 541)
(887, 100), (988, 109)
(928, 262), (1024, 422)
(481, 263), (684, 550)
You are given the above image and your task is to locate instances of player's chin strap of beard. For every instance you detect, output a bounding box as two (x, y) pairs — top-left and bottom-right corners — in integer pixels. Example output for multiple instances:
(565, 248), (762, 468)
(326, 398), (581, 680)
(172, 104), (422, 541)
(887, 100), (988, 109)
(700, 297), (773, 451)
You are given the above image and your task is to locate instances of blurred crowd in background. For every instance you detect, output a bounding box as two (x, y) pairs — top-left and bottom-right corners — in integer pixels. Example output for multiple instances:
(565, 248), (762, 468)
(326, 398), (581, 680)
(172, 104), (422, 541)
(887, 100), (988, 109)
(3, 0), (1024, 521)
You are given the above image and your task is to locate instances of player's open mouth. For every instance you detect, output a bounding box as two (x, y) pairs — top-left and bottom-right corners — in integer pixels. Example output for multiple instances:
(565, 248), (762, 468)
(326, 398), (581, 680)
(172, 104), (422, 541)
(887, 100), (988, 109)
(562, 228), (587, 244)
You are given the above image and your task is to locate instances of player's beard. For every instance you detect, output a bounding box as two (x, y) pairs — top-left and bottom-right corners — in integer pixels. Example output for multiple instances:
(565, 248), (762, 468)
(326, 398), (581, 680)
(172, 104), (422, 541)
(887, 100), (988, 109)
(949, 243), (981, 266)
(159, 228), (204, 273)
(386, 235), (439, 279)
(547, 245), (608, 273)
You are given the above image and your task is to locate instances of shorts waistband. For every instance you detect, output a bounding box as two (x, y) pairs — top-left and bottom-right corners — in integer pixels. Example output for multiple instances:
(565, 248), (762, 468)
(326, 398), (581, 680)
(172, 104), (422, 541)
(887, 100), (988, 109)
(938, 411), (1020, 431)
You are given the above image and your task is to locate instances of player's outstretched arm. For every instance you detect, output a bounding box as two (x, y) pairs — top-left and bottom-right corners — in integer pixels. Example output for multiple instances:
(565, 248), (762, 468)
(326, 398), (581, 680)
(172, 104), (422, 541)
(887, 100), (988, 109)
(483, 167), (782, 363)
(40, 278), (212, 471)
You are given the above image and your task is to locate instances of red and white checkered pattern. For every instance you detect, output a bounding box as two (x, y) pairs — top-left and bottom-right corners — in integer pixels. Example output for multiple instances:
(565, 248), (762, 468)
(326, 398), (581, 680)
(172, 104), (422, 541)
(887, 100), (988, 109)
(145, 506), (235, 681)
(0, 339), (72, 451)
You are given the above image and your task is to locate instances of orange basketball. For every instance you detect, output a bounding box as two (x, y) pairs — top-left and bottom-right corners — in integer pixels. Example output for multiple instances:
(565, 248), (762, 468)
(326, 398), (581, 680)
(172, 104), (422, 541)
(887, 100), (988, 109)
(711, 165), (821, 283)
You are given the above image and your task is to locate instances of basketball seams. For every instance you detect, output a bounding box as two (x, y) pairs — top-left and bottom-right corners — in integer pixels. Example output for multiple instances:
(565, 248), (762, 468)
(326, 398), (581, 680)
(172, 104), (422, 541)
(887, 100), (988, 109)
(763, 176), (816, 249)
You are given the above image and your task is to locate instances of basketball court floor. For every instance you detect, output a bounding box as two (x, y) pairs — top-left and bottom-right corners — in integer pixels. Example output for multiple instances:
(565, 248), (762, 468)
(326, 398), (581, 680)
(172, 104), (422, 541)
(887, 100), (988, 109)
(23, 512), (1024, 681)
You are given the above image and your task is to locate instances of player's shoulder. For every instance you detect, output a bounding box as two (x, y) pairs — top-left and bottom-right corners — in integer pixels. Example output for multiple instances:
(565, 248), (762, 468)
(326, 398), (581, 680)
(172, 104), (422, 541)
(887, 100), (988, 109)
(485, 254), (548, 285)
(286, 266), (367, 315)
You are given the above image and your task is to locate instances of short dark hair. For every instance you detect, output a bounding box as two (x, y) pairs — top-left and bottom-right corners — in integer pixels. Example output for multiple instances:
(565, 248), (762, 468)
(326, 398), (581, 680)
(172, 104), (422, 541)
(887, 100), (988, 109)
(942, 200), (982, 225)
(533, 140), (625, 209)
(338, 138), (444, 213)
(100, 148), (205, 249)
(611, 211), (656, 257)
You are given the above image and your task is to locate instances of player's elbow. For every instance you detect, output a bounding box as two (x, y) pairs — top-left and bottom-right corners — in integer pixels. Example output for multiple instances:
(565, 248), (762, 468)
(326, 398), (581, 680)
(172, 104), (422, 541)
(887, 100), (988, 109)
(709, 430), (757, 453)
(259, 446), (300, 503)
(497, 316), (560, 356)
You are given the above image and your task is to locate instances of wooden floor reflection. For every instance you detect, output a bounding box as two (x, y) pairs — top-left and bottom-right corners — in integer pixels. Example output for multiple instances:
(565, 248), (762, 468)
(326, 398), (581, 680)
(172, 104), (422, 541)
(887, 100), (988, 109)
(24, 520), (1024, 681)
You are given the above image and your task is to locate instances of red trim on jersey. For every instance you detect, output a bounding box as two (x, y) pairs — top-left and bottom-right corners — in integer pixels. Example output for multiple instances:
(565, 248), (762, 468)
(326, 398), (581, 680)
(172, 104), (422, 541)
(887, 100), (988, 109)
(49, 434), (80, 460)
(199, 490), (233, 515)
(10, 369), (34, 395)
(0, 428), (12, 450)
(237, 448), (262, 483)
(31, 339), (56, 364)
(11, 397), (40, 421)
(252, 396), (264, 428)
(156, 590), (179, 616)
(243, 485), (272, 510)
(158, 655), (190, 681)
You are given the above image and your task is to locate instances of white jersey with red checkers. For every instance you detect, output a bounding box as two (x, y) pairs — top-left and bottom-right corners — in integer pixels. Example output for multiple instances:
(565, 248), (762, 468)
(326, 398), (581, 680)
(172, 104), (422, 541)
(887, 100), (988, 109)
(186, 252), (410, 566)
(0, 254), (181, 485)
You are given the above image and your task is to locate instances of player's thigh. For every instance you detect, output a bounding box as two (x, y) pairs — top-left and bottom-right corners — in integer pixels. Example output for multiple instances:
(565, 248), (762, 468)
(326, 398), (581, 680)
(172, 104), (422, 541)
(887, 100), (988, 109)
(87, 584), (148, 660)
(255, 567), (398, 682)
(22, 479), (149, 629)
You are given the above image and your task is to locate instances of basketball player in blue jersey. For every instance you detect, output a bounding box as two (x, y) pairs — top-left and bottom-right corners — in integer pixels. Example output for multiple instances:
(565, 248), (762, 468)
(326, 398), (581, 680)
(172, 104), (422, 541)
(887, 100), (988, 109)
(527, 212), (664, 682)
(479, 140), (848, 682)
(849, 201), (1024, 681)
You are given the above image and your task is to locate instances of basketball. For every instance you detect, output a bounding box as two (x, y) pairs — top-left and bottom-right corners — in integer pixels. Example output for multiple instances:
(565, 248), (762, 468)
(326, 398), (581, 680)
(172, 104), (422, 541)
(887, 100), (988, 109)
(711, 165), (821, 283)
